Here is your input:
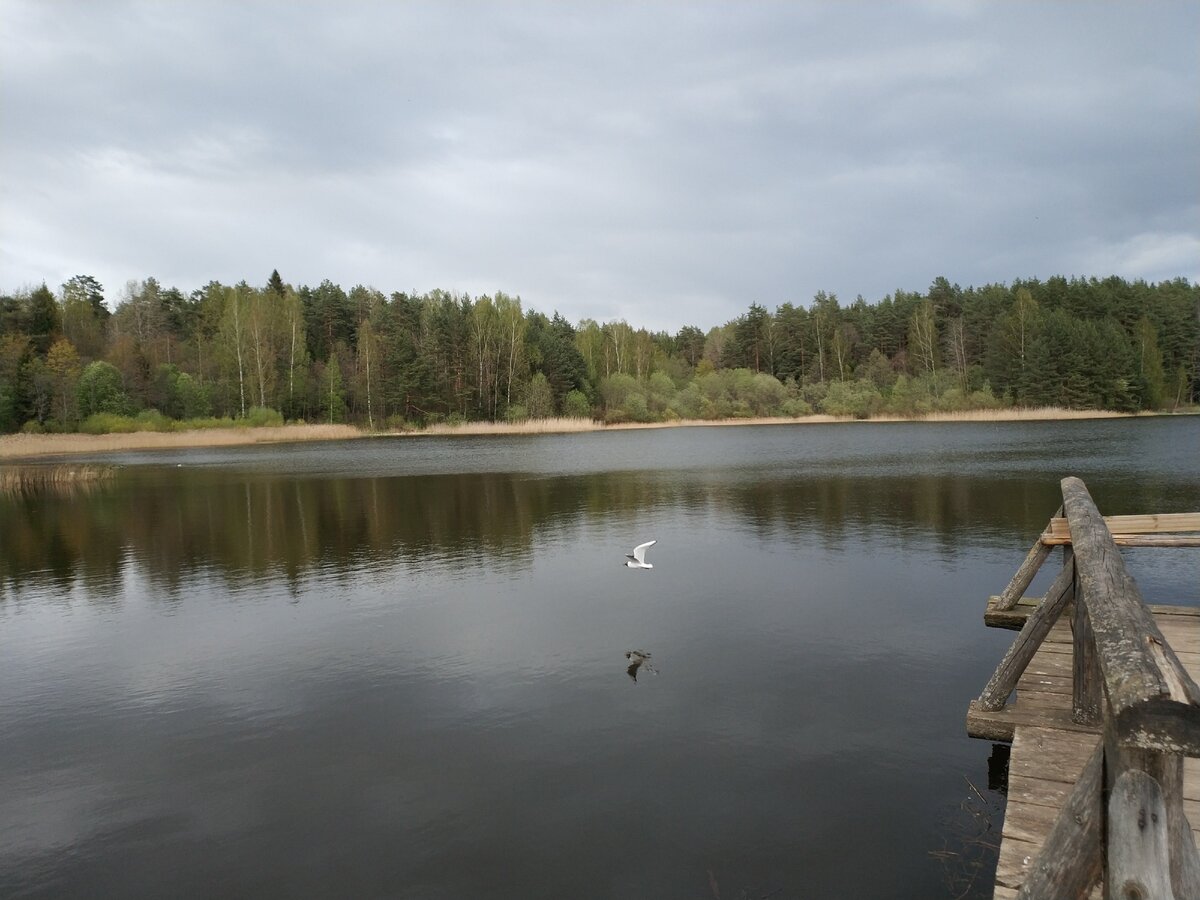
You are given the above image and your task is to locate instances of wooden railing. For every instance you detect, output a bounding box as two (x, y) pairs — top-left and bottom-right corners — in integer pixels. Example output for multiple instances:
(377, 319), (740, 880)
(975, 477), (1200, 898)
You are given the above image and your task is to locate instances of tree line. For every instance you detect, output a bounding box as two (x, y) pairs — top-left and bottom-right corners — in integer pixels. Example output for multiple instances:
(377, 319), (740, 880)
(0, 271), (1196, 433)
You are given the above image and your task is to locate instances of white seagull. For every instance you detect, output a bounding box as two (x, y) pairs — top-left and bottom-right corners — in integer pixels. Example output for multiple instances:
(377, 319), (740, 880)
(624, 540), (657, 569)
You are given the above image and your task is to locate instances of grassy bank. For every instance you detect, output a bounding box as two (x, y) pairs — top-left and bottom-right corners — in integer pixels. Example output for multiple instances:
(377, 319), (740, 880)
(0, 407), (1181, 459)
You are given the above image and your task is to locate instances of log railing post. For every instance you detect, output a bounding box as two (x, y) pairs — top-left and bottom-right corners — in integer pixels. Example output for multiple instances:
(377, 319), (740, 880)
(1107, 769), (1175, 900)
(1061, 477), (1200, 899)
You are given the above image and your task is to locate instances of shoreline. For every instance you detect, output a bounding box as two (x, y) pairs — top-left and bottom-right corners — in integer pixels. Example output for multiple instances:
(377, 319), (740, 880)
(0, 408), (1184, 460)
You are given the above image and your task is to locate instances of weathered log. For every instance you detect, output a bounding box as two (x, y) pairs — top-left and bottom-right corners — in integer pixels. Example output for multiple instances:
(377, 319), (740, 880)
(1107, 769), (1175, 900)
(978, 561), (1076, 711)
(1103, 735), (1200, 900)
(1016, 741), (1104, 899)
(1061, 477), (1200, 754)
(997, 527), (1056, 611)
(1072, 565), (1103, 727)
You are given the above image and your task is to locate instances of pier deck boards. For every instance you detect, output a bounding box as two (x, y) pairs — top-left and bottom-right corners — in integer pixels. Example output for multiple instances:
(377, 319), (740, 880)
(969, 608), (1200, 897)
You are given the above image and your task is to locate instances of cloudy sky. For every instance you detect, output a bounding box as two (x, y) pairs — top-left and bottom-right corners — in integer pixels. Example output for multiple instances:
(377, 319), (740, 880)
(2, 1), (1197, 331)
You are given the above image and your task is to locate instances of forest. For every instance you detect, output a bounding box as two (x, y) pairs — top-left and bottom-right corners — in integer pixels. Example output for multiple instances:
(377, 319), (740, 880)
(0, 271), (1196, 434)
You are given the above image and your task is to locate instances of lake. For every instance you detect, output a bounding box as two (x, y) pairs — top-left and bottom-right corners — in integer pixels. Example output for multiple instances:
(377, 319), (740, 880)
(2, 418), (1198, 899)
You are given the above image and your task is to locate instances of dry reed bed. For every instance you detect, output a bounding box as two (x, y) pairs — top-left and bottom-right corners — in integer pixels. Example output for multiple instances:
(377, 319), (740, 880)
(0, 423), (361, 459)
(0, 408), (1174, 459)
(410, 407), (1149, 437)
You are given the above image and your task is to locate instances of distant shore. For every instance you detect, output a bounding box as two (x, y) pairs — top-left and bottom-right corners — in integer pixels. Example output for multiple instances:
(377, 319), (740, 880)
(1, 407), (1182, 460)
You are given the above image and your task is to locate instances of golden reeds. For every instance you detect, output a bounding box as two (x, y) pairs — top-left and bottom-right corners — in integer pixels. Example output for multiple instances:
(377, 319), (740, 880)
(409, 416), (601, 436)
(0, 424), (361, 459)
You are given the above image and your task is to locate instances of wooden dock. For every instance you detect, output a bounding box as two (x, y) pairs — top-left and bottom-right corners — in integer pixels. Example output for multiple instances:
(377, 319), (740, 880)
(965, 480), (1200, 898)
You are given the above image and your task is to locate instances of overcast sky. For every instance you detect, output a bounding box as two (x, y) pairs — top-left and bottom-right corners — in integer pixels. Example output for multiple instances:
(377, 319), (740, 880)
(2, 1), (1197, 331)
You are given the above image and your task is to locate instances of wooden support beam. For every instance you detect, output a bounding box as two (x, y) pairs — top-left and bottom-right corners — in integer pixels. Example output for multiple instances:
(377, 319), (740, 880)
(979, 562), (1076, 711)
(1061, 477), (1200, 755)
(1107, 770), (1175, 900)
(996, 506), (1062, 612)
(1042, 534), (1200, 548)
(1015, 741), (1103, 899)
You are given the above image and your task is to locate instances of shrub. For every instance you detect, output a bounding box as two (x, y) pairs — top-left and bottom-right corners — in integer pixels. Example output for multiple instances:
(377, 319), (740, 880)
(134, 409), (174, 432)
(243, 407), (284, 427)
(821, 379), (884, 418)
(80, 413), (136, 434)
(563, 389), (592, 419)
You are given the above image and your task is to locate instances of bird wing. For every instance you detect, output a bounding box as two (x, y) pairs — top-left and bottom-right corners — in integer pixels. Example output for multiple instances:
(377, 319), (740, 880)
(631, 540), (656, 564)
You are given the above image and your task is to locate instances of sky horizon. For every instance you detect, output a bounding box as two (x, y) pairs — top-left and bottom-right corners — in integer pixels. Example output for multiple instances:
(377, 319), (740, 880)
(2, 1), (1197, 332)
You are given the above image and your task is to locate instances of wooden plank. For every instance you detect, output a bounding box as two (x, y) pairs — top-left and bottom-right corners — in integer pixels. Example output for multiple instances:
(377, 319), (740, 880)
(968, 699), (1099, 743)
(1061, 476), (1200, 754)
(987, 598), (1200, 631)
(1008, 774), (1077, 811)
(1011, 740), (1103, 898)
(1003, 799), (1064, 844)
(1008, 728), (1099, 783)
(987, 596), (1043, 630)
(978, 563), (1076, 711)
(1018, 672), (1072, 695)
(995, 834), (1040, 890)
(1016, 689), (1078, 710)
(1044, 512), (1200, 540)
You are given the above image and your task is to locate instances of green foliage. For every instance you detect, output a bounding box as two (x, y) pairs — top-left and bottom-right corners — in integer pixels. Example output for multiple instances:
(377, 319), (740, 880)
(523, 372), (555, 418)
(134, 409), (175, 431)
(1, 271), (1195, 434)
(821, 379), (884, 418)
(77, 361), (133, 418)
(80, 413), (139, 434)
(563, 389), (592, 418)
(243, 407), (284, 427)
(174, 372), (212, 419)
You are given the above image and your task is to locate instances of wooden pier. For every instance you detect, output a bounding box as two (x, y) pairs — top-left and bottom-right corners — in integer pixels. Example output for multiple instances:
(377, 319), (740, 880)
(966, 478), (1200, 898)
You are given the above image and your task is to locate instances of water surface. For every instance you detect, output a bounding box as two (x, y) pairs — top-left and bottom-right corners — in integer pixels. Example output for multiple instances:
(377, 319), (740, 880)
(2, 418), (1198, 898)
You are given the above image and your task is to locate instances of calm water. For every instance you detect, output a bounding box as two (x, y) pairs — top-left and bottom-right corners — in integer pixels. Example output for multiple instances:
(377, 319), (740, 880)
(2, 418), (1198, 899)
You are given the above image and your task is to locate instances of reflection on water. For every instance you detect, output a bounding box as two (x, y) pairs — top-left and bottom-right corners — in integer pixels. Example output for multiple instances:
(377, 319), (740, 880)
(0, 418), (1197, 899)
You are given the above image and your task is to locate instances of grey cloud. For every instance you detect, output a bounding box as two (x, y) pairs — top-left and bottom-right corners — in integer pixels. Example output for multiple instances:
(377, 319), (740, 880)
(1, 1), (1196, 331)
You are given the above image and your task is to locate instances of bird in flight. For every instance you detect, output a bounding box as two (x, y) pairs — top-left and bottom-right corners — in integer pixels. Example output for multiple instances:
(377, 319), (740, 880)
(625, 649), (657, 681)
(624, 540), (656, 569)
